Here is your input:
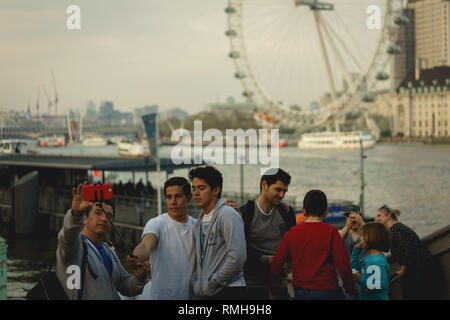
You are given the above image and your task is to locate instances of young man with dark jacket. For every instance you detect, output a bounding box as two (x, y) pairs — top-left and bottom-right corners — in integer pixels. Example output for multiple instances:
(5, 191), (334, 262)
(239, 168), (296, 299)
(189, 166), (247, 299)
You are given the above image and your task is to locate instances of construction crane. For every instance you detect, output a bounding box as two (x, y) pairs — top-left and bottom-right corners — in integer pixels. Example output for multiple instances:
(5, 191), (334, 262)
(51, 70), (58, 122)
(41, 83), (52, 127)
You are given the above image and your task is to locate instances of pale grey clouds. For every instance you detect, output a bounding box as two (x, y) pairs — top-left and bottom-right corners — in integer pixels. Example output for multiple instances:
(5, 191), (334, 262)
(0, 0), (385, 116)
(1, 0), (241, 114)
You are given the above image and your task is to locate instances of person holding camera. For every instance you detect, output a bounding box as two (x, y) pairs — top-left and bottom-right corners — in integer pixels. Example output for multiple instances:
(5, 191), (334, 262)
(56, 181), (147, 300)
(339, 205), (365, 255)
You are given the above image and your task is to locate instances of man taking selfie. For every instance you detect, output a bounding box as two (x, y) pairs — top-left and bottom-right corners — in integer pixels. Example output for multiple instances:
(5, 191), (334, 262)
(56, 181), (147, 300)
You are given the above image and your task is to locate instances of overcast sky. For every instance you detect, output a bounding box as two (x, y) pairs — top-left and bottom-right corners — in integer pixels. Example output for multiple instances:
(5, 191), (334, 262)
(0, 0), (244, 115)
(0, 0), (387, 115)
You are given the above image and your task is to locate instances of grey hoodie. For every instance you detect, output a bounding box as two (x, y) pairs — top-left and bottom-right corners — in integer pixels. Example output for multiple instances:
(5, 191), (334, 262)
(56, 209), (146, 300)
(191, 198), (247, 297)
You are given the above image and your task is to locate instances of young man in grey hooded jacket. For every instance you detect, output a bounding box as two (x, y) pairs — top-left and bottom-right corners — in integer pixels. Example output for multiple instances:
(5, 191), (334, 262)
(189, 166), (247, 299)
(56, 182), (147, 300)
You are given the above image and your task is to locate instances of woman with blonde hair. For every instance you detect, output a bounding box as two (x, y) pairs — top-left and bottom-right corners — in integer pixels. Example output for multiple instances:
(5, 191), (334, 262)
(376, 204), (440, 299)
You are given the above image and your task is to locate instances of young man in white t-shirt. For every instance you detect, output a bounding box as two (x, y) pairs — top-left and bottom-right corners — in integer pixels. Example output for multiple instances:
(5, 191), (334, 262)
(129, 177), (196, 300)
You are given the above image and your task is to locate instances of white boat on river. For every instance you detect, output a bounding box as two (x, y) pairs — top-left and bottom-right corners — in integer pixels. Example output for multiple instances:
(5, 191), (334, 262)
(298, 131), (375, 150)
(118, 140), (150, 158)
(82, 137), (108, 147)
(38, 135), (66, 147)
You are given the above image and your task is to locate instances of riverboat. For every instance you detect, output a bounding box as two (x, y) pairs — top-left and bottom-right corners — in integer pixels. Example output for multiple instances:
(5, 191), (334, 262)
(82, 137), (108, 147)
(118, 140), (150, 158)
(298, 131), (375, 150)
(38, 135), (65, 147)
(0, 139), (35, 155)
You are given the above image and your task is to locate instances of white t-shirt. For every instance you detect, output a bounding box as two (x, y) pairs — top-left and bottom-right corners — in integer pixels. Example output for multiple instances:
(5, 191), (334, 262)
(142, 213), (196, 300)
(136, 281), (152, 300)
(119, 281), (152, 300)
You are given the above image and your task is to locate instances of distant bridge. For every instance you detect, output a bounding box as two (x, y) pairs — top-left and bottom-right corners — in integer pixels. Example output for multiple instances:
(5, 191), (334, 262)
(1, 124), (140, 138)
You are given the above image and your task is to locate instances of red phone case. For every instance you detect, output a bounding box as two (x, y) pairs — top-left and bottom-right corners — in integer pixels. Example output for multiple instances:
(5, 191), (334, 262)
(83, 184), (113, 201)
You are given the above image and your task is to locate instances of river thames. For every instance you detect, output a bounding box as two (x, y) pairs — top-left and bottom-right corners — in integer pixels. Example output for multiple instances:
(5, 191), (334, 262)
(2, 141), (450, 299)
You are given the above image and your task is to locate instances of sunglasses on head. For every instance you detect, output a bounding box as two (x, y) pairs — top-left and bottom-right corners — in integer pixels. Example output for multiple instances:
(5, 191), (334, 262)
(344, 205), (361, 216)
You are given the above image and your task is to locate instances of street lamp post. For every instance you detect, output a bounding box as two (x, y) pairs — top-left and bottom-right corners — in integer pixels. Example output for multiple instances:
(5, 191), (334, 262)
(359, 138), (367, 215)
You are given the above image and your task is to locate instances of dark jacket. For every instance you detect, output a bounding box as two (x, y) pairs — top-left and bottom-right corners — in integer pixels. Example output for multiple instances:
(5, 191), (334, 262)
(239, 200), (296, 285)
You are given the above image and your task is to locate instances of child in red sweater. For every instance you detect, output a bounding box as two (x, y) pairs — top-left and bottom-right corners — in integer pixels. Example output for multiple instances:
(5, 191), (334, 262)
(269, 190), (357, 300)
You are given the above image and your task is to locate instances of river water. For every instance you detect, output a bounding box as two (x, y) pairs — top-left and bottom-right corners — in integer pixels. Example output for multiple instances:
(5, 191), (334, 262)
(2, 142), (450, 299)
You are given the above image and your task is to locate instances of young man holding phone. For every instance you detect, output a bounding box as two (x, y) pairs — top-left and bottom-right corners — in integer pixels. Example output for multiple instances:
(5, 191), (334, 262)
(56, 181), (147, 300)
(130, 177), (196, 300)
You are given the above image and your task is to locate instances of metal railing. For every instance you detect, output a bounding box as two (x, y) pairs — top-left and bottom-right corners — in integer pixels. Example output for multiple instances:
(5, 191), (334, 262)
(37, 187), (297, 221)
(0, 189), (11, 207)
(1, 186), (303, 226)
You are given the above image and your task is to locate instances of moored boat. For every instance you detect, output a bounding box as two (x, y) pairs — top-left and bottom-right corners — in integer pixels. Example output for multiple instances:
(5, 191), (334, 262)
(279, 139), (288, 148)
(38, 135), (65, 147)
(298, 131), (375, 150)
(0, 139), (36, 155)
(82, 137), (108, 147)
(118, 140), (150, 158)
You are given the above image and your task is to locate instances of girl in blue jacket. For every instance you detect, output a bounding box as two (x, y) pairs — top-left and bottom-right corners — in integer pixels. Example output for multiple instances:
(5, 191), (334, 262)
(351, 222), (390, 300)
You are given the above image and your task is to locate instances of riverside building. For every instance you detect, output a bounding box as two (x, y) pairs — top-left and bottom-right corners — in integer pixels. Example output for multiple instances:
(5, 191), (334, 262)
(367, 0), (450, 139)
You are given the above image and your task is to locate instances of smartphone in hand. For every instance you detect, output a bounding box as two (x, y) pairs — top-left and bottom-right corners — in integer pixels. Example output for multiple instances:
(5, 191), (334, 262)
(83, 184), (113, 202)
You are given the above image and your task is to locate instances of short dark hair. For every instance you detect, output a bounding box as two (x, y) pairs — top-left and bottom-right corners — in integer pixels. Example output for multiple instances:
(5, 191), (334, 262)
(85, 200), (115, 220)
(260, 168), (291, 193)
(163, 177), (191, 198)
(188, 166), (223, 198)
(303, 189), (327, 217)
(363, 222), (390, 252)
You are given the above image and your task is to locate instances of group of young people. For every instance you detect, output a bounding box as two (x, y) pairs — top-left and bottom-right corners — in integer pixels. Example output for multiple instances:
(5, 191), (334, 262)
(56, 166), (439, 300)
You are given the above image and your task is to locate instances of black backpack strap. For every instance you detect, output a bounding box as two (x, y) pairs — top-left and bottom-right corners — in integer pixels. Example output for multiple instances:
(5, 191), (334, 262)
(277, 202), (297, 229)
(240, 200), (255, 240)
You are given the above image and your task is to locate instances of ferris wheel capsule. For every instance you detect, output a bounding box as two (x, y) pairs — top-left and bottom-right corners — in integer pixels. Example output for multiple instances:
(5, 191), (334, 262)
(229, 51), (240, 59)
(362, 94), (376, 102)
(225, 6), (236, 14)
(387, 45), (401, 54)
(242, 90), (254, 98)
(376, 72), (389, 80)
(394, 16), (409, 26)
(234, 72), (246, 79)
(225, 29), (237, 37)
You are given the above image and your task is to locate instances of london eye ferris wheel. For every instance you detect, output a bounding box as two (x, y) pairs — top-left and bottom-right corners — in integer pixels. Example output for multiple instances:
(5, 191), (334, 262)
(225, 0), (408, 132)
